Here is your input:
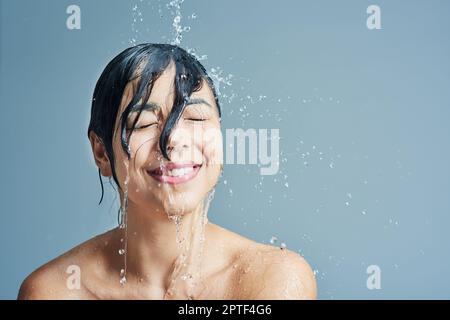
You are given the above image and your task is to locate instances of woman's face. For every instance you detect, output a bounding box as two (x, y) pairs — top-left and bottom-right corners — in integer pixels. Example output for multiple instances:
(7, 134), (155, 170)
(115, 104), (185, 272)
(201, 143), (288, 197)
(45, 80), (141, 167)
(111, 62), (223, 217)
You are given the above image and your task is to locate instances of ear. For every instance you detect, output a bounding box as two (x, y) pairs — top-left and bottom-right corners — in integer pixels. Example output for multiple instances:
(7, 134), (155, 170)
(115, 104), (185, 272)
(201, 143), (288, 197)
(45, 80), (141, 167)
(89, 131), (112, 177)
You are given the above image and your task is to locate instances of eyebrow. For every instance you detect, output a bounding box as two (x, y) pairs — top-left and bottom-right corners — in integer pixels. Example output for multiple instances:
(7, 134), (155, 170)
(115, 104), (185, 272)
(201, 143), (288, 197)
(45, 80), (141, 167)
(129, 102), (160, 113)
(130, 98), (212, 113)
(185, 98), (212, 108)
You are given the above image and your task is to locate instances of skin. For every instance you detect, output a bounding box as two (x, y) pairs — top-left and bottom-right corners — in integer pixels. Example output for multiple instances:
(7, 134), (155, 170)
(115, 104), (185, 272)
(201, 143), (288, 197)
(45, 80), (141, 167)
(18, 62), (317, 300)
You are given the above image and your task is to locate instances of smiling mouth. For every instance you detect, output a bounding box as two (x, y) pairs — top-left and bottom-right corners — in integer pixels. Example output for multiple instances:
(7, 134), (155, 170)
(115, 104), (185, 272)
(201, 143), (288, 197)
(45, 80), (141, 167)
(147, 162), (202, 184)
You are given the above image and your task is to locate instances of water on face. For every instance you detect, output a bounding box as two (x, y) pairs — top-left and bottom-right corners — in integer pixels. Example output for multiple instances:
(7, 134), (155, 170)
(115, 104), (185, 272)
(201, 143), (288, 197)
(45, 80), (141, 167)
(116, 118), (218, 299)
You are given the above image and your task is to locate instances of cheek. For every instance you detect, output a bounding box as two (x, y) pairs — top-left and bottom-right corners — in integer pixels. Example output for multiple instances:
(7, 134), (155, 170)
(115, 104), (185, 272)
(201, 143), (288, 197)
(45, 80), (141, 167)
(201, 127), (223, 166)
(129, 132), (160, 170)
(199, 126), (223, 187)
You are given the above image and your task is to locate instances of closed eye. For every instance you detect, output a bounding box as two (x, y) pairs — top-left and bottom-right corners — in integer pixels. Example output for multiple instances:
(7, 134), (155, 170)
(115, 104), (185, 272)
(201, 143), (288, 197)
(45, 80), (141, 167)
(185, 118), (207, 122)
(126, 123), (158, 131)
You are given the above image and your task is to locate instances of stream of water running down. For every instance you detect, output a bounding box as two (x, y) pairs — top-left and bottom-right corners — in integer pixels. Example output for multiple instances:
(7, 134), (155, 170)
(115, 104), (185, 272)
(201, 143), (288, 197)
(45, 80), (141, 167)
(116, 149), (216, 298)
(118, 160), (130, 286)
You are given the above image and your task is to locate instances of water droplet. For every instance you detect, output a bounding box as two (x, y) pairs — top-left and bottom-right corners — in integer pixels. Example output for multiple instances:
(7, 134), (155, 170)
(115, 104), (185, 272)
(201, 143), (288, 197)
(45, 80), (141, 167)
(181, 273), (193, 281)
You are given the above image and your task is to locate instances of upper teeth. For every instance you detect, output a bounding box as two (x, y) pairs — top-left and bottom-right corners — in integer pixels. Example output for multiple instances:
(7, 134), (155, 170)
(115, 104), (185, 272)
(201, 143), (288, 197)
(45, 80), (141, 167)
(166, 167), (194, 177)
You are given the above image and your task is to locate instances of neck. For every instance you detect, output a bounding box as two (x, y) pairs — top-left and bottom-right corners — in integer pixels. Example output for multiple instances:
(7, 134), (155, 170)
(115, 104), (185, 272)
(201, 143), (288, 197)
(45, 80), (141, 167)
(116, 196), (211, 289)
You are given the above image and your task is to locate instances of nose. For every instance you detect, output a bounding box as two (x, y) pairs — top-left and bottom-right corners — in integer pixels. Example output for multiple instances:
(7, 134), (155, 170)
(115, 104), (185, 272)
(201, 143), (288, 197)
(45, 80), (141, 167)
(165, 125), (190, 156)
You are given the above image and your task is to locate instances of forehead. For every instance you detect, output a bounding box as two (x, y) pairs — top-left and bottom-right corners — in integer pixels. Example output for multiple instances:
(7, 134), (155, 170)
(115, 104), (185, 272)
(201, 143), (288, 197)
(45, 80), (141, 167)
(118, 62), (217, 116)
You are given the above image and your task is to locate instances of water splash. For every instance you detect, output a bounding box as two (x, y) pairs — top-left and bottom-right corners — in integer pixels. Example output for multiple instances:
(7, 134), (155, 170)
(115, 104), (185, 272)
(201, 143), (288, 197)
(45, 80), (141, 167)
(209, 66), (234, 98)
(186, 48), (208, 61)
(201, 188), (215, 243)
(167, 0), (188, 45)
(163, 188), (215, 299)
(269, 236), (278, 244)
(170, 214), (185, 247)
(118, 160), (130, 286)
(119, 0), (353, 295)
(129, 0), (145, 45)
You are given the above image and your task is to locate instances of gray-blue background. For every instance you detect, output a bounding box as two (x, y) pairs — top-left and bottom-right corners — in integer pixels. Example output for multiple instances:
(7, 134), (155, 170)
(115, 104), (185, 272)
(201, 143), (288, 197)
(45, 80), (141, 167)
(1, 0), (449, 299)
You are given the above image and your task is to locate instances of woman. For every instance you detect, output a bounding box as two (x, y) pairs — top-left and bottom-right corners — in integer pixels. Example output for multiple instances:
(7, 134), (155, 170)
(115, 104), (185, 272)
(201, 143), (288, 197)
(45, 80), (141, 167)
(18, 44), (316, 300)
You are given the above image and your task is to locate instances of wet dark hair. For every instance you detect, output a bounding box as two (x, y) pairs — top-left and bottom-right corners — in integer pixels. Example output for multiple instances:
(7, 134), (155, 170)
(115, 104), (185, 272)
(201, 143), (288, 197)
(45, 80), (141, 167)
(87, 43), (221, 205)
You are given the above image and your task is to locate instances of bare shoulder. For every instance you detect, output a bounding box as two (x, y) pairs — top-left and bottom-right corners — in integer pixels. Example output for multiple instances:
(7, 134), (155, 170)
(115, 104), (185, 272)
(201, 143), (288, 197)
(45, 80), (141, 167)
(18, 260), (76, 300)
(259, 245), (317, 299)
(18, 230), (115, 300)
(231, 240), (317, 300)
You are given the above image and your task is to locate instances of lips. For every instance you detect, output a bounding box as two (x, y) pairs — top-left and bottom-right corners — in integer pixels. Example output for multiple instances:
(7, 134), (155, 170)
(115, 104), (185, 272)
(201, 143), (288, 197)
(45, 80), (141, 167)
(147, 162), (202, 184)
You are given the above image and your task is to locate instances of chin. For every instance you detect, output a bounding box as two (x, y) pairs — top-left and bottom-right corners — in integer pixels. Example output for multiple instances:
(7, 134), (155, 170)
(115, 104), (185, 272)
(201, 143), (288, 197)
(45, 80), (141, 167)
(160, 190), (207, 217)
